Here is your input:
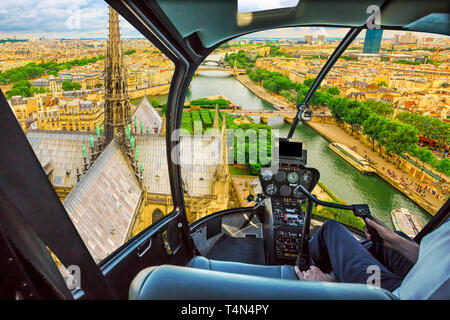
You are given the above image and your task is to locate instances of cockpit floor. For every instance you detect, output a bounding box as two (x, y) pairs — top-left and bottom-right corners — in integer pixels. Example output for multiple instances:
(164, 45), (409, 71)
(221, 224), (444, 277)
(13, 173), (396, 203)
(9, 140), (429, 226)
(206, 234), (266, 265)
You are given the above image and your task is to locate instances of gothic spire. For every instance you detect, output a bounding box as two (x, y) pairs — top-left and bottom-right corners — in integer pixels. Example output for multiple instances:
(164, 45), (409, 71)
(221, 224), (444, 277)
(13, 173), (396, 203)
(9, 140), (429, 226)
(104, 6), (131, 144)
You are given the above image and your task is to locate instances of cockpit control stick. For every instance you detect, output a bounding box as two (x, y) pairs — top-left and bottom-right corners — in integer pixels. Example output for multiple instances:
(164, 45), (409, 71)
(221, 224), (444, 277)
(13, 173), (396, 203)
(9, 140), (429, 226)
(296, 197), (313, 271)
(292, 184), (383, 270)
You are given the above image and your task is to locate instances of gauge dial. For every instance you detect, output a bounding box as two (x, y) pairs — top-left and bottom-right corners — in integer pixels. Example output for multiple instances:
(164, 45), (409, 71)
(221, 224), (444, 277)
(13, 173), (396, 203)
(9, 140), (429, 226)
(265, 184), (278, 196)
(301, 171), (313, 184)
(287, 172), (299, 184)
(280, 185), (291, 197)
(293, 188), (304, 198)
(274, 170), (286, 182)
(261, 169), (273, 181)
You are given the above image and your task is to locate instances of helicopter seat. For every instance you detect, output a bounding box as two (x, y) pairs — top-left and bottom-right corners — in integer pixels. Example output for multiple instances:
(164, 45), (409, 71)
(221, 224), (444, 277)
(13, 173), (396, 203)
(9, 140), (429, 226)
(186, 256), (298, 280)
(129, 264), (396, 300)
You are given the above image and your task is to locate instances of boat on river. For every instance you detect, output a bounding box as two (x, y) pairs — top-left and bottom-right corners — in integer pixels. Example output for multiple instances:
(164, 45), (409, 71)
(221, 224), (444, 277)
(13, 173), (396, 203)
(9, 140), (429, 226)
(391, 208), (423, 238)
(329, 143), (375, 174)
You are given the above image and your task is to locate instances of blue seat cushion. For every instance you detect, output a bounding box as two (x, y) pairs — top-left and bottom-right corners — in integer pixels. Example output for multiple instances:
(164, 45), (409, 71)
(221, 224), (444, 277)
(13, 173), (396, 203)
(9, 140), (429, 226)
(129, 264), (396, 300)
(186, 256), (298, 280)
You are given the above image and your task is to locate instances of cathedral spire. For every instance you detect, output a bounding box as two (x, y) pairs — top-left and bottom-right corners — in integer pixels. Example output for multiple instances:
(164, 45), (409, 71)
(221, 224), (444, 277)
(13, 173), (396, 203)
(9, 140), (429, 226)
(104, 6), (131, 144)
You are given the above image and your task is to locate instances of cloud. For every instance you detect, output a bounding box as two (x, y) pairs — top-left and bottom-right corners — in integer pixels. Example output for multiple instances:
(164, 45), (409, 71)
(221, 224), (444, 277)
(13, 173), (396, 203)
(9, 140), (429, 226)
(0, 0), (143, 38)
(238, 0), (299, 12)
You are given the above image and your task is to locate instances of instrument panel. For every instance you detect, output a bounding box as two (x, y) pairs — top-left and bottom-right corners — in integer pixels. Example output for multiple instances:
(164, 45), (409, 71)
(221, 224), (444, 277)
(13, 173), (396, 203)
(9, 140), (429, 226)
(259, 164), (319, 199)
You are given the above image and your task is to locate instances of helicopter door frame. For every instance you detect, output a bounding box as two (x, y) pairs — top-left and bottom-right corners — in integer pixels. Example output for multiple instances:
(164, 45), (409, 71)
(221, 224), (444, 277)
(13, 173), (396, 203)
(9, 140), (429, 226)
(0, 0), (201, 300)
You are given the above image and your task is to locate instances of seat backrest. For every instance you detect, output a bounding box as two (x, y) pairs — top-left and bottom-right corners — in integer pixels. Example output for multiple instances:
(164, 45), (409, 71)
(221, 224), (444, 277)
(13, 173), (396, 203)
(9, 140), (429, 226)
(129, 265), (396, 300)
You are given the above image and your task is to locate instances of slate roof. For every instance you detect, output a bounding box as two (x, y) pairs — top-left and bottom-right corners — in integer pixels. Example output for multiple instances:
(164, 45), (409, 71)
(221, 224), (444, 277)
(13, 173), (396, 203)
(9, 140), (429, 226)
(133, 96), (163, 134)
(27, 130), (91, 187)
(136, 135), (220, 196)
(63, 139), (142, 262)
(27, 127), (221, 262)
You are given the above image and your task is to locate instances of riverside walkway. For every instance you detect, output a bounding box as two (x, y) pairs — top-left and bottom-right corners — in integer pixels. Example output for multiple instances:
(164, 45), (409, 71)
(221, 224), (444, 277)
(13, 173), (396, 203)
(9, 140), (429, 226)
(307, 121), (446, 215)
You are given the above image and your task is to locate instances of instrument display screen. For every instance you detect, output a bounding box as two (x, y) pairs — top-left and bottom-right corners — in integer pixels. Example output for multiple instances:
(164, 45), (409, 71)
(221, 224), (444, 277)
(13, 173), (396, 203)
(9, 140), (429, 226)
(279, 139), (303, 158)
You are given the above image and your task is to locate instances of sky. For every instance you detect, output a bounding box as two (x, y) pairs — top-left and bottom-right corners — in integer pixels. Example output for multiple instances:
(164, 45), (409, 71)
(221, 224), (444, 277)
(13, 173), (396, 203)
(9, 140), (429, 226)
(0, 0), (445, 40)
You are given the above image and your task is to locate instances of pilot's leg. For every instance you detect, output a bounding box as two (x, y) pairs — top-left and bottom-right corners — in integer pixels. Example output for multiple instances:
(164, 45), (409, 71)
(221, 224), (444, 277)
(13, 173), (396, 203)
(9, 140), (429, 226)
(361, 231), (414, 278)
(309, 220), (404, 291)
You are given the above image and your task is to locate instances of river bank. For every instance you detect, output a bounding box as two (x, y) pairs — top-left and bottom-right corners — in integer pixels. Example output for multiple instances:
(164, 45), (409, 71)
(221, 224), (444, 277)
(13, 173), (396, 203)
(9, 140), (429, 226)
(235, 74), (292, 111)
(307, 121), (441, 216)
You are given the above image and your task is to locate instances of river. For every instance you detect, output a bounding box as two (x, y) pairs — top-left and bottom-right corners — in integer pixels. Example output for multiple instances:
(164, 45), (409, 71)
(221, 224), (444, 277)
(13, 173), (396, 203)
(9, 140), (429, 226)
(134, 68), (431, 228)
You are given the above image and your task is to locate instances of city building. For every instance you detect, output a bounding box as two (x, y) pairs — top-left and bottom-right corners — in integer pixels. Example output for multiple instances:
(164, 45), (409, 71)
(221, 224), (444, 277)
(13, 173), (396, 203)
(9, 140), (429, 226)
(317, 35), (325, 44)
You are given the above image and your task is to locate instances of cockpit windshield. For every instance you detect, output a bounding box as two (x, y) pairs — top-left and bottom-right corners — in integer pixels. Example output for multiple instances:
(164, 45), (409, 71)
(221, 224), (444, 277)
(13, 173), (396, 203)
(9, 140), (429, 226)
(175, 26), (449, 233)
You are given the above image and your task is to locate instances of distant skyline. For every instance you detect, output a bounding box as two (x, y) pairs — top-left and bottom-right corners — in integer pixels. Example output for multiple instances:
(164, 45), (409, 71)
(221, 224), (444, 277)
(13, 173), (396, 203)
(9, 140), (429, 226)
(0, 0), (447, 41)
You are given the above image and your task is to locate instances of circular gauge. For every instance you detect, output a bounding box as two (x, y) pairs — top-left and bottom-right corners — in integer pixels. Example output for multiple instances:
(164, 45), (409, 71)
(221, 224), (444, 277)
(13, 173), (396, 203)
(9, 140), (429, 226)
(293, 187), (304, 198)
(274, 170), (286, 182)
(287, 171), (299, 184)
(260, 169), (273, 181)
(265, 184), (278, 196)
(301, 171), (313, 184)
(280, 185), (291, 197)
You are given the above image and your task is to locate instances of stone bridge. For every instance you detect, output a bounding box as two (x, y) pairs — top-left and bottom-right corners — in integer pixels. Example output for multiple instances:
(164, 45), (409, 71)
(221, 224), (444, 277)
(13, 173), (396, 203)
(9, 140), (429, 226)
(226, 109), (297, 124)
(195, 66), (246, 75)
(201, 60), (221, 66)
(225, 109), (333, 124)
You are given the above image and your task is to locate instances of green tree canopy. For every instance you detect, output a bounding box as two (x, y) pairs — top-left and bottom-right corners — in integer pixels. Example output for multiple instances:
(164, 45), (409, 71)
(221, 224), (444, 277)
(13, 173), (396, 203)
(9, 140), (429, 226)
(437, 158), (450, 176)
(364, 100), (394, 117)
(62, 80), (82, 91)
(150, 99), (160, 107)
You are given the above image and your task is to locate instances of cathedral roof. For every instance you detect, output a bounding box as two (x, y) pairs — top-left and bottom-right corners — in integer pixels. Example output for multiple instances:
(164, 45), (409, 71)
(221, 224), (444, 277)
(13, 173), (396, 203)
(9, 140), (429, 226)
(136, 135), (220, 196)
(27, 130), (91, 188)
(63, 139), (142, 262)
(133, 96), (163, 134)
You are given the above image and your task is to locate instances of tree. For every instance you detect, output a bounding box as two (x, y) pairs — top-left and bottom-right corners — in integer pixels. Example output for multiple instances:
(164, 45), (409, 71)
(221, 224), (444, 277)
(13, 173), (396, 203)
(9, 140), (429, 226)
(416, 146), (436, 170)
(328, 97), (349, 122)
(363, 114), (384, 151)
(6, 80), (32, 98)
(396, 111), (450, 150)
(161, 104), (167, 115)
(383, 121), (418, 167)
(364, 100), (394, 117)
(326, 86), (340, 96)
(343, 100), (371, 136)
(150, 99), (160, 107)
(437, 158), (450, 176)
(304, 78), (315, 88)
(62, 80), (81, 91)
(310, 90), (331, 107)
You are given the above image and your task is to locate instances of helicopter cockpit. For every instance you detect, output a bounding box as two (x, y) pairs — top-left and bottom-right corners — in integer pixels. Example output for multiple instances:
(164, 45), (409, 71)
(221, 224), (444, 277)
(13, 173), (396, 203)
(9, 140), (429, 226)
(0, 0), (449, 302)
(127, 134), (398, 300)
